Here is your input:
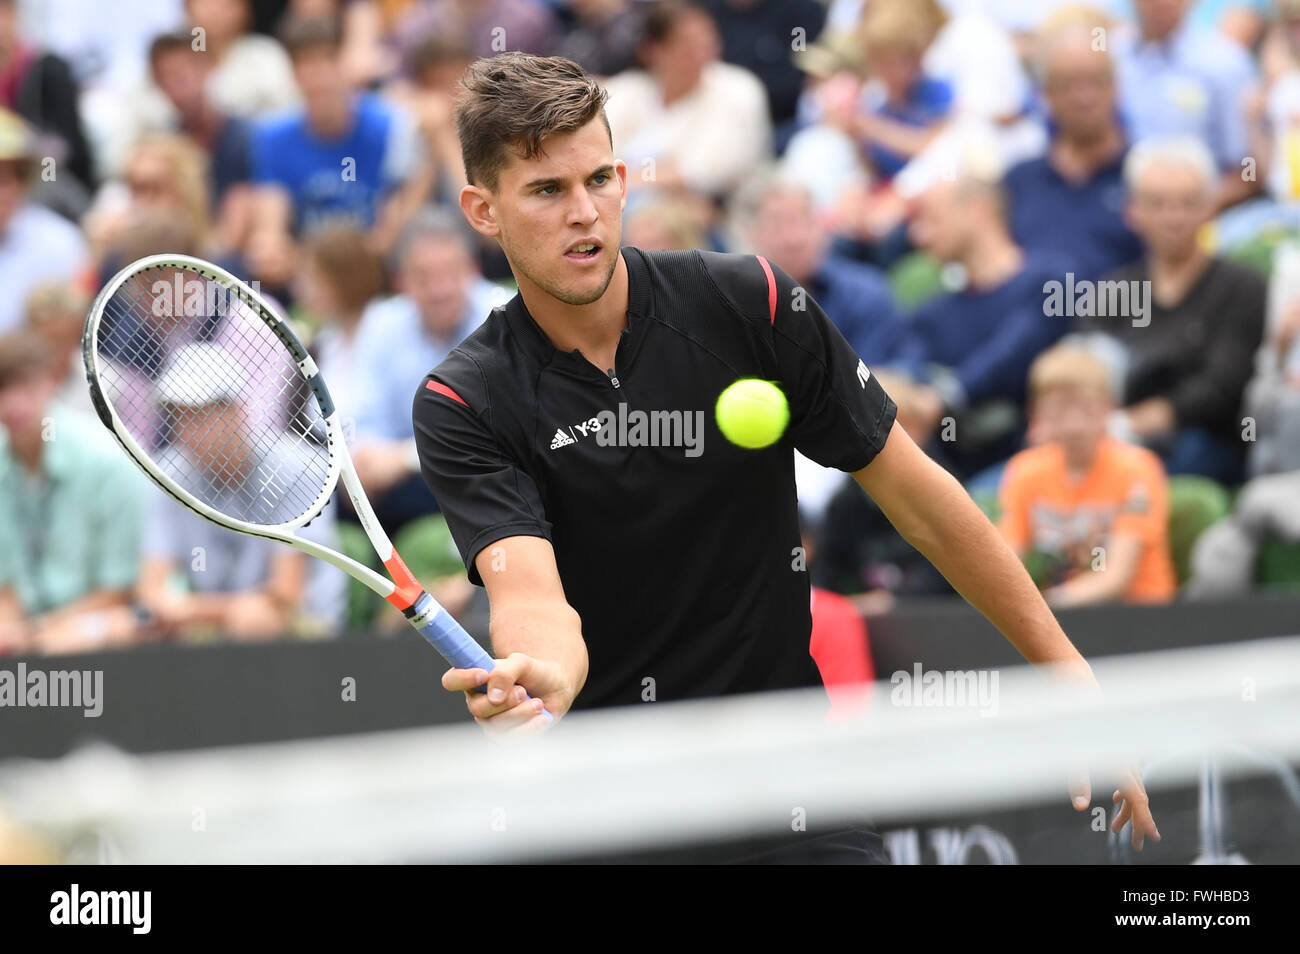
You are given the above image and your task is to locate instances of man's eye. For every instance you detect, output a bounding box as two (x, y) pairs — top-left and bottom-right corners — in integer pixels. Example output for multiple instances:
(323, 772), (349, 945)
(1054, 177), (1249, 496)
(537, 185), (557, 195)
(592, 174), (609, 185)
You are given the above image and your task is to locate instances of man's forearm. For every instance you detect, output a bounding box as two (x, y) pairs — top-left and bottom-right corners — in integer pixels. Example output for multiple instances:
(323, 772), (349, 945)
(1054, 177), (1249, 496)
(856, 427), (1094, 680)
(488, 600), (588, 713)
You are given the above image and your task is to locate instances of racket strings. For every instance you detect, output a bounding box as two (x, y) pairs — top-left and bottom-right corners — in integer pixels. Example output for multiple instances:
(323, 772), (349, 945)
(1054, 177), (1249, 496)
(92, 265), (333, 526)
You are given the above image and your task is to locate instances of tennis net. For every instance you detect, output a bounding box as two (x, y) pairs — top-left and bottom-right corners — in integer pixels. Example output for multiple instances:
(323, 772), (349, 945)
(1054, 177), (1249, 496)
(2, 635), (1298, 864)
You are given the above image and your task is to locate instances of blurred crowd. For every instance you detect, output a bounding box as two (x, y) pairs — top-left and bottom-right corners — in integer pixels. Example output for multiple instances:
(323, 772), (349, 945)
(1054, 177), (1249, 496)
(2, 0), (1299, 658)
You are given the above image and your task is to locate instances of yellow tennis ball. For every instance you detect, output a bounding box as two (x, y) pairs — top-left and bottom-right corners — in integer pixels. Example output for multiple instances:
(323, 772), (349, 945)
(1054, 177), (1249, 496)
(715, 378), (789, 449)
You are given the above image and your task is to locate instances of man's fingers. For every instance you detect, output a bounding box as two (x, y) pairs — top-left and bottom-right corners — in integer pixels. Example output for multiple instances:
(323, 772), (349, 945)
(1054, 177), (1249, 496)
(484, 653), (535, 703)
(477, 697), (550, 737)
(442, 667), (489, 693)
(466, 684), (531, 721)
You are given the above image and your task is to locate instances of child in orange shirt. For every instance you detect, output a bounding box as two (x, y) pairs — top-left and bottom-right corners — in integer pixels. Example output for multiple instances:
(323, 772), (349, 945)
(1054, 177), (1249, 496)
(998, 345), (1177, 606)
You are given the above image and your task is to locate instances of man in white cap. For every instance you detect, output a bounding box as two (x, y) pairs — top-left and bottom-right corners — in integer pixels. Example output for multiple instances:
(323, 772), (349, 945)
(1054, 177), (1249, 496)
(136, 342), (345, 639)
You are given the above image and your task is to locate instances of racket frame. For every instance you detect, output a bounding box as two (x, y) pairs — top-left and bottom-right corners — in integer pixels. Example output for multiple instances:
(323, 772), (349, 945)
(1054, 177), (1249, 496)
(82, 253), (423, 612)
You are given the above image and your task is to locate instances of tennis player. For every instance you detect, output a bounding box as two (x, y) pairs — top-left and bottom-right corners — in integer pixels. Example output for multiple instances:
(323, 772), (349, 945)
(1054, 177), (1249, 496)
(413, 53), (1159, 859)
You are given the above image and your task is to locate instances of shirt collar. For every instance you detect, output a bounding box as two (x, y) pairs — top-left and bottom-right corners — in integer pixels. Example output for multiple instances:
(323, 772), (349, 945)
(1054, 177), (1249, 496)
(505, 246), (651, 363)
(0, 408), (70, 482)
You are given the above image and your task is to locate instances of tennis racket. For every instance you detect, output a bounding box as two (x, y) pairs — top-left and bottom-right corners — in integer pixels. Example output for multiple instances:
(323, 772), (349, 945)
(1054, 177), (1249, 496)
(82, 253), (548, 718)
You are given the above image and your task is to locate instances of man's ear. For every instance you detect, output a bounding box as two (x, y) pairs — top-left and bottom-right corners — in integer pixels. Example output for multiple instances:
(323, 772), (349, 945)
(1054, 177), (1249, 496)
(615, 159), (629, 214)
(460, 183), (500, 239)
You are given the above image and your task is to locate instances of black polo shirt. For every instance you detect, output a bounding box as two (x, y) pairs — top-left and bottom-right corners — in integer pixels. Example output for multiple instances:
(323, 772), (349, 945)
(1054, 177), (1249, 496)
(412, 247), (896, 710)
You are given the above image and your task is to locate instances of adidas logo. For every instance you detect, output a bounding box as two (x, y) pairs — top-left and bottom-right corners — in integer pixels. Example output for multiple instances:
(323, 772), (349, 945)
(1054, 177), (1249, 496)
(549, 428), (575, 449)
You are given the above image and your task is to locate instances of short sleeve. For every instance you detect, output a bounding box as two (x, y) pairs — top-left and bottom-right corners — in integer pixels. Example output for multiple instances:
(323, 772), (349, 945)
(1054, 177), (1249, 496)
(412, 355), (551, 585)
(764, 259), (897, 472)
(142, 487), (184, 562)
(89, 453), (147, 590)
(1110, 454), (1169, 548)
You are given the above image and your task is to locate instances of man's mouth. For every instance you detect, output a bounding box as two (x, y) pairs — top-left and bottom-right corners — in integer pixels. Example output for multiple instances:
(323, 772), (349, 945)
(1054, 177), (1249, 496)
(564, 241), (602, 260)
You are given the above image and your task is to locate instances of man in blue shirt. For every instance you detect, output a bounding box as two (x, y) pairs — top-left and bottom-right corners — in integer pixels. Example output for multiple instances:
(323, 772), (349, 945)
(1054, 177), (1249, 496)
(247, 16), (419, 286)
(349, 209), (510, 535)
(887, 174), (1071, 480)
(1004, 24), (1142, 282)
(1112, 0), (1256, 209)
(740, 176), (902, 365)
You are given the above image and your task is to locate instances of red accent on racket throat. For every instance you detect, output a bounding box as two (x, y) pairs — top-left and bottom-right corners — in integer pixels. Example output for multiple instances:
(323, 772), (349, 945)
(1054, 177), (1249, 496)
(383, 551), (425, 611)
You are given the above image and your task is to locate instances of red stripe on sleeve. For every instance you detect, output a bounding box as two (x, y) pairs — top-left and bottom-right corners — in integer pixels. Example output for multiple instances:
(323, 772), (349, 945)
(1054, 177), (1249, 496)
(425, 380), (468, 407)
(756, 255), (777, 325)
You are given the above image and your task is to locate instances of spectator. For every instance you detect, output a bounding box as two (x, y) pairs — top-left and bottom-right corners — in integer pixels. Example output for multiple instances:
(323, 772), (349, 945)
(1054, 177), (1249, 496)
(999, 344), (1177, 607)
(246, 15), (421, 286)
(84, 133), (220, 277)
(147, 29), (255, 255)
(0, 0), (94, 213)
(0, 109), (88, 334)
(624, 194), (707, 251)
(349, 209), (509, 535)
(284, 0), (394, 89)
(298, 221), (388, 416)
(187, 0), (300, 119)
(1100, 137), (1266, 483)
(136, 341), (344, 639)
(602, 1), (771, 200)
(848, 0), (952, 182)
(734, 172), (902, 364)
(1185, 239), (1300, 596)
(23, 282), (91, 413)
(701, 0), (826, 136)
(554, 0), (641, 78)
(1113, 0), (1257, 210)
(886, 173), (1069, 480)
(383, 34), (472, 209)
(0, 331), (147, 654)
(1004, 16), (1144, 281)
(396, 0), (558, 61)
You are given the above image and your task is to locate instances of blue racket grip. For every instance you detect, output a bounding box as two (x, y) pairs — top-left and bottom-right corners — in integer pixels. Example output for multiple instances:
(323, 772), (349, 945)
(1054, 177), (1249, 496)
(407, 593), (553, 724)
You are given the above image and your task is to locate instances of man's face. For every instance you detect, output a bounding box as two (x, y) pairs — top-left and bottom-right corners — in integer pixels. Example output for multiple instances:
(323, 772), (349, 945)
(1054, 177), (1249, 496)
(908, 181), (970, 263)
(0, 374), (55, 446)
(645, 10), (719, 84)
(400, 235), (475, 337)
(154, 48), (207, 115)
(751, 188), (826, 282)
(292, 47), (348, 116)
(478, 117), (626, 307)
(1135, 0), (1188, 37)
(1127, 161), (1213, 256)
(1043, 43), (1115, 141)
(173, 400), (250, 479)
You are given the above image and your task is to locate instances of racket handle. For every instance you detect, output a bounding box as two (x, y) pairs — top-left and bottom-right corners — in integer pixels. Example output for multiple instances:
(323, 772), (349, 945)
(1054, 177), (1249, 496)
(407, 593), (553, 724)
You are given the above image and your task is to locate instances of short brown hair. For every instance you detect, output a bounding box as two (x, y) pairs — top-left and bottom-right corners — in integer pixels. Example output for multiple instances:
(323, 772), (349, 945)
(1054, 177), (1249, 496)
(301, 222), (387, 312)
(279, 15), (341, 60)
(455, 53), (610, 190)
(0, 330), (54, 391)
